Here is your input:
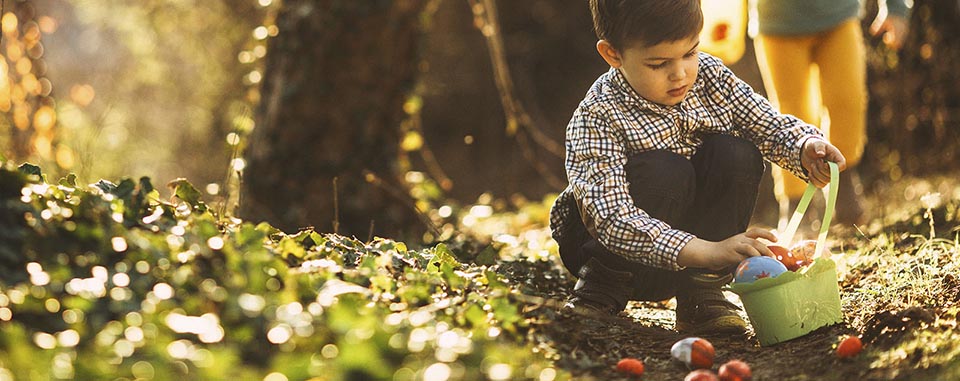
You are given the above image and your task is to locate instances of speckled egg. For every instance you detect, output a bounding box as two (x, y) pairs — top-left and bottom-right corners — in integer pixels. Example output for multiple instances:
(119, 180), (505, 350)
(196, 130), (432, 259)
(734, 256), (788, 284)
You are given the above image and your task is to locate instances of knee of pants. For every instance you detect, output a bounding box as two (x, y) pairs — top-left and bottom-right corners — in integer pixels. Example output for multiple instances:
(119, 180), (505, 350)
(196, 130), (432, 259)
(624, 150), (696, 204)
(700, 134), (764, 181)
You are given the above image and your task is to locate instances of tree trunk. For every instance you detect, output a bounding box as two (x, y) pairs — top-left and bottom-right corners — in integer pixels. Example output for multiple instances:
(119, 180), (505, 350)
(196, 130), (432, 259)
(244, 0), (428, 238)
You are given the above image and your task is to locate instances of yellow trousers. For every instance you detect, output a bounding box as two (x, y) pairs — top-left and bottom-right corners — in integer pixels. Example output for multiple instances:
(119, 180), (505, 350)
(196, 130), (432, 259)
(755, 19), (867, 201)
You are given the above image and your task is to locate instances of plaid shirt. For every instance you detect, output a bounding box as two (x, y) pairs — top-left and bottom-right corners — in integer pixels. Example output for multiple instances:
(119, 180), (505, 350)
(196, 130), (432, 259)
(550, 52), (822, 271)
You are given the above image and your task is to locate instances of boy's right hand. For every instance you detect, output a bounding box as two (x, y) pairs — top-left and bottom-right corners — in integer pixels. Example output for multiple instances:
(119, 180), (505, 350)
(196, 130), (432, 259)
(678, 227), (778, 270)
(801, 138), (847, 188)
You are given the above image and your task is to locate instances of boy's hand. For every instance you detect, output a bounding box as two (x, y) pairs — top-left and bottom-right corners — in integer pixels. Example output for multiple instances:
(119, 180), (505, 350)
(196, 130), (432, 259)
(801, 137), (846, 188)
(678, 228), (778, 270)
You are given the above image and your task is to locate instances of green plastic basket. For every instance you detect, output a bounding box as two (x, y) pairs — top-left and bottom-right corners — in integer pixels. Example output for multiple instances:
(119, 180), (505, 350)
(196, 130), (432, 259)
(729, 257), (843, 346)
(729, 162), (843, 346)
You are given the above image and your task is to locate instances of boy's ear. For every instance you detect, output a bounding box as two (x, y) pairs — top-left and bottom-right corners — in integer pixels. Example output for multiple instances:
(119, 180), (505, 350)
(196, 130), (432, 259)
(596, 40), (623, 68)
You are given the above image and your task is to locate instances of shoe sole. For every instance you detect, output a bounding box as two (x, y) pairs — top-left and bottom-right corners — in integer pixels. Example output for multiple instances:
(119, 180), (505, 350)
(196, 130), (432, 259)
(676, 315), (748, 335)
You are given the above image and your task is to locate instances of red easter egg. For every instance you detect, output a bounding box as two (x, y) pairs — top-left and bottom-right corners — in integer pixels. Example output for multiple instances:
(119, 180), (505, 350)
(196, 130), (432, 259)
(616, 358), (645, 376)
(685, 369), (720, 381)
(672, 337), (715, 369)
(718, 360), (752, 381)
(836, 335), (863, 359)
(767, 244), (789, 258)
(769, 244), (802, 271)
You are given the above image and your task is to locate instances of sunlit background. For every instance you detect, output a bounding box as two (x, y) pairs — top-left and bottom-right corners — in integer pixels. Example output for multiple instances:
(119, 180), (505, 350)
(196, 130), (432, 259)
(2, 0), (957, 223)
(0, 0), (274, 195)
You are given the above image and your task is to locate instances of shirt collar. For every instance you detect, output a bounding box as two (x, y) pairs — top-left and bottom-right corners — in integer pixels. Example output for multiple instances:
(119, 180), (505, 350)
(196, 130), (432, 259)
(610, 67), (659, 111)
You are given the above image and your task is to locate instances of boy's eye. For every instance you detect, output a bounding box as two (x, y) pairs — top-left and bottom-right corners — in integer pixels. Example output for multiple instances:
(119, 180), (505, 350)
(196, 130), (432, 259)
(647, 62), (668, 70)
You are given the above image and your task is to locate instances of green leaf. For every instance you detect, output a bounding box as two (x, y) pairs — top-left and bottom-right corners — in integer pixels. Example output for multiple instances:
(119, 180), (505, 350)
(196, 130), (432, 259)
(490, 297), (522, 330)
(237, 223), (269, 247)
(483, 268), (507, 290)
(287, 229), (323, 249)
(17, 163), (41, 177)
(138, 177), (154, 194)
(58, 173), (78, 188)
(463, 303), (487, 327)
(474, 245), (499, 266)
(255, 222), (280, 237)
(277, 234), (307, 260)
(93, 179), (117, 193)
(112, 178), (136, 199)
(428, 244), (460, 274)
(168, 177), (206, 212)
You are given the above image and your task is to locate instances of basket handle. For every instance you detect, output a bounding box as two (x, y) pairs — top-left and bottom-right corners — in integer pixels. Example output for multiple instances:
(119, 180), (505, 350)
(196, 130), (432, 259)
(777, 161), (839, 259)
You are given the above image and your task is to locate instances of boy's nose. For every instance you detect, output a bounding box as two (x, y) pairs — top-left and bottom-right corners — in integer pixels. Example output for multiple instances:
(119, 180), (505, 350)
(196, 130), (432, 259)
(669, 66), (686, 81)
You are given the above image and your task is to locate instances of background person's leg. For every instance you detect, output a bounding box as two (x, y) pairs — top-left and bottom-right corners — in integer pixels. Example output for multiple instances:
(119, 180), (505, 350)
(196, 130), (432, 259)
(755, 32), (821, 229)
(814, 19), (868, 225)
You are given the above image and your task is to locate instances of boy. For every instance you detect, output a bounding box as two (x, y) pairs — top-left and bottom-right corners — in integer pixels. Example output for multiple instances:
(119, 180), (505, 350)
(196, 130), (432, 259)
(550, 0), (847, 334)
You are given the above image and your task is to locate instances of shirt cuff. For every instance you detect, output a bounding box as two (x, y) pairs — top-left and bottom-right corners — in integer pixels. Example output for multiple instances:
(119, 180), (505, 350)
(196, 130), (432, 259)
(653, 228), (696, 271)
(794, 134), (824, 181)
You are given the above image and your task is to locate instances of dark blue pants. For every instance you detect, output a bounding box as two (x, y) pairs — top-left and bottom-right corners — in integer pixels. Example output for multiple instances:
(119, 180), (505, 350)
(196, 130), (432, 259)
(558, 134), (765, 301)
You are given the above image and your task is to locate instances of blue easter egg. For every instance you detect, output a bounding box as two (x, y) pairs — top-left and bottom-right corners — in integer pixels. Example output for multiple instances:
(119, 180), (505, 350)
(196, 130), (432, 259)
(734, 256), (788, 284)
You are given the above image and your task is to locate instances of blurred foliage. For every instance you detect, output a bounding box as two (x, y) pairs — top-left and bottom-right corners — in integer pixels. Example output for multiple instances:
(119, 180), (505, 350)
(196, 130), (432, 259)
(0, 159), (568, 381)
(0, 0), (61, 171)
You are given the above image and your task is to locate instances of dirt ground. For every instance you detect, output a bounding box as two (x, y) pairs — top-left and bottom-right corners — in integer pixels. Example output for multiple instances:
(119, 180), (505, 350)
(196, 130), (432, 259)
(505, 174), (960, 380)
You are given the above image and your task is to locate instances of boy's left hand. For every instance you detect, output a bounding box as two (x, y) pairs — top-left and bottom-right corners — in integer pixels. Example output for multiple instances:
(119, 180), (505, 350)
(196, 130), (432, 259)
(801, 137), (846, 188)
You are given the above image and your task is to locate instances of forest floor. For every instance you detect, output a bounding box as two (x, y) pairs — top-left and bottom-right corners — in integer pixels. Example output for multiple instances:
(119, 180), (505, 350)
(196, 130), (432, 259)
(497, 173), (960, 380)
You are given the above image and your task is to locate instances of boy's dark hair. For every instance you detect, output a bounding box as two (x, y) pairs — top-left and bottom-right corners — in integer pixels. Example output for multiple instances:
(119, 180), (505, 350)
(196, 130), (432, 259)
(590, 0), (703, 50)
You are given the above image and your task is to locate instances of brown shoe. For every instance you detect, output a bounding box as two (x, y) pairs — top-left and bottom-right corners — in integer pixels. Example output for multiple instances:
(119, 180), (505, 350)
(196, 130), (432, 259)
(675, 278), (747, 335)
(563, 257), (633, 316)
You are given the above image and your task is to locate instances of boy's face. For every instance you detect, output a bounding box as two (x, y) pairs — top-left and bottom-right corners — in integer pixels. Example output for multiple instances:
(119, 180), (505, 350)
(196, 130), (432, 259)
(597, 35), (700, 106)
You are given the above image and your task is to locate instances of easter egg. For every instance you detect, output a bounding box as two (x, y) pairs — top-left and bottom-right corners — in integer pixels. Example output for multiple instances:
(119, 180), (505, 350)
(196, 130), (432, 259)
(769, 244), (803, 271)
(685, 369), (720, 381)
(767, 244), (789, 258)
(836, 335), (863, 359)
(615, 358), (645, 376)
(718, 360), (752, 381)
(769, 246), (802, 271)
(789, 240), (820, 265)
(671, 337), (715, 369)
(734, 256), (788, 284)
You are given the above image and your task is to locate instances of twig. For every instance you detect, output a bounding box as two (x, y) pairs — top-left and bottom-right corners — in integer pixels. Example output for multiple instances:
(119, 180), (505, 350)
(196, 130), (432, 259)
(218, 108), (250, 223)
(408, 105), (453, 190)
(332, 177), (340, 234)
(468, 0), (565, 158)
(235, 170), (243, 220)
(467, 0), (566, 189)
